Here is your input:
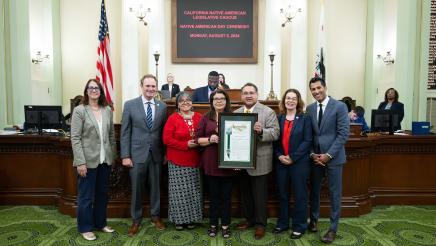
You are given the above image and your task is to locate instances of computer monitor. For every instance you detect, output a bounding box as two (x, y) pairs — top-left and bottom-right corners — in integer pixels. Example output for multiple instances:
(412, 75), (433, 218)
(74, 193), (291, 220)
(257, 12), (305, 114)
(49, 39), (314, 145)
(370, 109), (400, 134)
(24, 105), (63, 134)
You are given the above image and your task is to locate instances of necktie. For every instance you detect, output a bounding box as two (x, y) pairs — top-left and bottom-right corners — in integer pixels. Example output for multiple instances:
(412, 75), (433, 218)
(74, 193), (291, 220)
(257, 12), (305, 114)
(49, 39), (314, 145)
(244, 108), (251, 113)
(318, 103), (323, 128)
(146, 102), (153, 129)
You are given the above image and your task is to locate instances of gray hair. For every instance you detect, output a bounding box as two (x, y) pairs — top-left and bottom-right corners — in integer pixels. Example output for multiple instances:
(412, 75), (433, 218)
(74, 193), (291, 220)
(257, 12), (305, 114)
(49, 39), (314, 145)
(175, 91), (193, 111)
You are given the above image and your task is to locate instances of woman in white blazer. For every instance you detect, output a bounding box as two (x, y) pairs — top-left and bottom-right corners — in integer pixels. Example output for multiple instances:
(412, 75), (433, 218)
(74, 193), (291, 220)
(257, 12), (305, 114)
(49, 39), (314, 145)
(71, 79), (116, 241)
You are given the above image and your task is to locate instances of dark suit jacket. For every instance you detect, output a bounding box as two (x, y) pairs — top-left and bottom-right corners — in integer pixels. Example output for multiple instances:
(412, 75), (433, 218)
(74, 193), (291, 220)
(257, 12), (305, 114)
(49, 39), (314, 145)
(161, 83), (180, 98)
(274, 113), (313, 165)
(378, 101), (404, 130)
(192, 86), (210, 103)
(307, 97), (349, 166)
(120, 96), (167, 164)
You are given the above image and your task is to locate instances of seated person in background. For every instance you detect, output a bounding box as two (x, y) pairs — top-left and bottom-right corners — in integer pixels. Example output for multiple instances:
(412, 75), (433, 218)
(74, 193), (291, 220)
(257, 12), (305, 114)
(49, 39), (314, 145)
(218, 73), (230, 90)
(350, 106), (369, 132)
(161, 73), (180, 98)
(378, 88), (404, 130)
(192, 71), (219, 103)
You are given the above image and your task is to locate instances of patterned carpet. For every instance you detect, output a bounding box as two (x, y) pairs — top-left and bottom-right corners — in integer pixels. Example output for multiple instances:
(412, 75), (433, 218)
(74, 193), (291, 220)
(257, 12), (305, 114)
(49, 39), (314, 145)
(0, 206), (435, 246)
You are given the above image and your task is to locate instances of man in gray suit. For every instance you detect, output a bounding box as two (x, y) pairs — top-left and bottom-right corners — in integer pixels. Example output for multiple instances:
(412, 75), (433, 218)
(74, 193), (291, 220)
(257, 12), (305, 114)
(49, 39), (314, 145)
(306, 77), (349, 244)
(234, 83), (280, 240)
(121, 74), (167, 236)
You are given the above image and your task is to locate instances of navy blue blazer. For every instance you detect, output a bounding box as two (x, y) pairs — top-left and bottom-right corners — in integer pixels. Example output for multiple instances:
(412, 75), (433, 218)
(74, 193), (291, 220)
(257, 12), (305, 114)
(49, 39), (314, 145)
(161, 83), (180, 98)
(192, 86), (210, 103)
(378, 101), (404, 129)
(274, 113), (313, 165)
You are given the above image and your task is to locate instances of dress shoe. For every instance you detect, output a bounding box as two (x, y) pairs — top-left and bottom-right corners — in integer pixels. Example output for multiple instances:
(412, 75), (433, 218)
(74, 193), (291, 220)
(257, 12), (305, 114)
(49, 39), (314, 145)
(254, 227), (265, 240)
(308, 221), (318, 233)
(290, 231), (303, 239)
(128, 222), (140, 236)
(101, 226), (115, 233)
(272, 227), (288, 234)
(321, 230), (336, 244)
(81, 232), (96, 241)
(151, 218), (166, 230)
(236, 221), (253, 230)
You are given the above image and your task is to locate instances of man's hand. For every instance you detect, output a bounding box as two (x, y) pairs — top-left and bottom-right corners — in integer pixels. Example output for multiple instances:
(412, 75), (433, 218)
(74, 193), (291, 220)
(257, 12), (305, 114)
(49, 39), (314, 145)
(77, 164), (87, 177)
(254, 122), (263, 134)
(312, 154), (326, 166)
(312, 153), (331, 166)
(122, 158), (133, 168)
(318, 154), (331, 164)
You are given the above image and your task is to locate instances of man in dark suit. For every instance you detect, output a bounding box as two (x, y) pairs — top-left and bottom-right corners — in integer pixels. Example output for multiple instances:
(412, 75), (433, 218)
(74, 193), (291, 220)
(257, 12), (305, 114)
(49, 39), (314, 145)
(192, 71), (219, 103)
(378, 88), (404, 130)
(121, 74), (168, 236)
(306, 77), (349, 244)
(161, 73), (180, 98)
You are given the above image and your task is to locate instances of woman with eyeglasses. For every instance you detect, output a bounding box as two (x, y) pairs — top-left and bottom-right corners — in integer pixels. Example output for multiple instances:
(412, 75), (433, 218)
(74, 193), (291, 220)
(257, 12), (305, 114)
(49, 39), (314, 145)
(162, 91), (202, 230)
(273, 88), (313, 239)
(70, 79), (116, 241)
(195, 90), (236, 239)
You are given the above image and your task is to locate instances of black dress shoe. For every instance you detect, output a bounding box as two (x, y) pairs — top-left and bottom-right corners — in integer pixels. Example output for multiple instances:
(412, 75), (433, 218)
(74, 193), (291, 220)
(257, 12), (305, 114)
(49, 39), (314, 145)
(321, 230), (336, 244)
(308, 221), (318, 233)
(290, 231), (304, 239)
(272, 227), (288, 234)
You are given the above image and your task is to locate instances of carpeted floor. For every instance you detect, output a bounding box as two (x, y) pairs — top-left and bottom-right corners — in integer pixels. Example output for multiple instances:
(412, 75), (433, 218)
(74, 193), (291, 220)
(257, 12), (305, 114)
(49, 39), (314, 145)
(0, 205), (435, 245)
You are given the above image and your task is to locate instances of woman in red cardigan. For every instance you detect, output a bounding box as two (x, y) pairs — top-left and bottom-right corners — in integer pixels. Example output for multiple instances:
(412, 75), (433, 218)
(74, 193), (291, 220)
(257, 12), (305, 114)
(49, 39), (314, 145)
(163, 91), (202, 230)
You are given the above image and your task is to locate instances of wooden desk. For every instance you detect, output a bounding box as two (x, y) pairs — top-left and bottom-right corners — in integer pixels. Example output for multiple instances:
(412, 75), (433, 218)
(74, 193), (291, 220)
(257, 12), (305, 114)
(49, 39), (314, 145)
(1, 131), (436, 218)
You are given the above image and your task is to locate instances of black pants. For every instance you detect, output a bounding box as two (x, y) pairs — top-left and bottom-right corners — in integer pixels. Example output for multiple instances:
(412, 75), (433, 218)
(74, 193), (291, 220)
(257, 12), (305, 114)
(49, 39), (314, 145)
(239, 171), (268, 228)
(207, 175), (233, 226)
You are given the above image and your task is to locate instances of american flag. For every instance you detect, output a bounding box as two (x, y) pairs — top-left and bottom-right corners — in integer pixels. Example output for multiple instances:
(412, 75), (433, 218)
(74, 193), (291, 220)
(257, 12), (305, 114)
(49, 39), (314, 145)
(96, 0), (114, 107)
(314, 0), (326, 80)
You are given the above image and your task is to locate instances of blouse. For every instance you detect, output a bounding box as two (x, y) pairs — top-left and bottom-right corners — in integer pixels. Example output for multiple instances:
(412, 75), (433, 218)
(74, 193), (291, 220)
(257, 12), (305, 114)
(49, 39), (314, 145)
(281, 120), (293, 156)
(195, 115), (237, 177)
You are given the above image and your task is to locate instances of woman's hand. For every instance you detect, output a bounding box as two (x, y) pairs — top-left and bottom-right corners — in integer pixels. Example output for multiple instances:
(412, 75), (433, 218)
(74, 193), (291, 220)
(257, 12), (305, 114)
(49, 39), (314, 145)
(188, 139), (198, 148)
(209, 134), (219, 144)
(278, 155), (293, 165)
(77, 164), (87, 177)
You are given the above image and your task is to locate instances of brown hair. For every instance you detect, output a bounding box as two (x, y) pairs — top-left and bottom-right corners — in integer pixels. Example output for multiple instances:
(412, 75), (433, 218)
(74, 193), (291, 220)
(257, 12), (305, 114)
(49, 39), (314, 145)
(140, 74), (158, 85)
(206, 90), (231, 120)
(80, 79), (109, 106)
(279, 88), (305, 115)
(384, 88), (399, 102)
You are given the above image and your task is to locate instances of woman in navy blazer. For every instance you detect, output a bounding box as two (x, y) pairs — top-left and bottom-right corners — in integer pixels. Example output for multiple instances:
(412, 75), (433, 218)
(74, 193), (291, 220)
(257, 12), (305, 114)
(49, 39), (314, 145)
(273, 88), (313, 239)
(378, 88), (404, 130)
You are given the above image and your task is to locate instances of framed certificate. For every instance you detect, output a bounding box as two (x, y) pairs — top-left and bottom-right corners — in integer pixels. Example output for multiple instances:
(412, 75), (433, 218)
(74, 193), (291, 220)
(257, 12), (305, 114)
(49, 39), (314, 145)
(218, 113), (258, 169)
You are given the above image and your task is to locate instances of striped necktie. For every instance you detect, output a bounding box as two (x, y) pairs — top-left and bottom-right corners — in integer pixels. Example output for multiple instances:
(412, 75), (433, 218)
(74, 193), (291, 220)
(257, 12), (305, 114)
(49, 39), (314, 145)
(146, 102), (153, 129)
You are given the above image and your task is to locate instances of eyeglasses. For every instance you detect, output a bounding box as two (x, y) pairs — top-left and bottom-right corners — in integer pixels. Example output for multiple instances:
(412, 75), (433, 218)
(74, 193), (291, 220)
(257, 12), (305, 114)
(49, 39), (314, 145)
(213, 97), (226, 102)
(286, 97), (298, 102)
(242, 91), (256, 96)
(179, 99), (192, 104)
(87, 86), (100, 92)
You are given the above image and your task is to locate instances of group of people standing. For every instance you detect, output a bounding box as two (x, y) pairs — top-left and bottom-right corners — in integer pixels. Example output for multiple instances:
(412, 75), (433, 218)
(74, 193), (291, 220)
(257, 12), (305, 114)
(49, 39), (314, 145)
(70, 72), (349, 244)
